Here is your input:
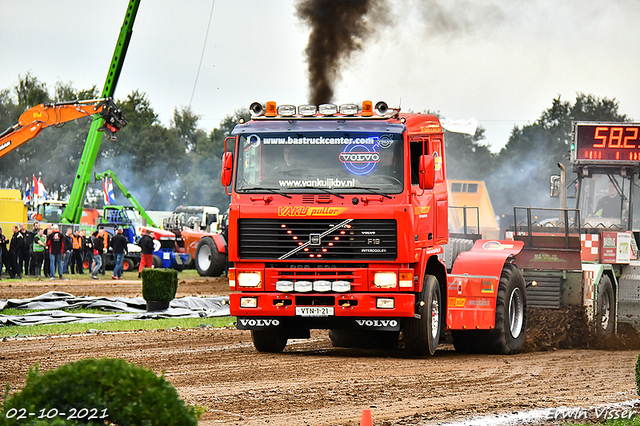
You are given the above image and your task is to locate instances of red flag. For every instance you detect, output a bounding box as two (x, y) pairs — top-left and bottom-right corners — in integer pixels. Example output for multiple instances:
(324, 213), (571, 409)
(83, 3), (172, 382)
(103, 178), (109, 205)
(33, 174), (39, 197)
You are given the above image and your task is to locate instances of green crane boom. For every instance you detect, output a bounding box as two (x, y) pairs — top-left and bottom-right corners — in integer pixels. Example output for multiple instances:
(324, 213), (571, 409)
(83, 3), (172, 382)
(62, 0), (141, 224)
(95, 170), (157, 228)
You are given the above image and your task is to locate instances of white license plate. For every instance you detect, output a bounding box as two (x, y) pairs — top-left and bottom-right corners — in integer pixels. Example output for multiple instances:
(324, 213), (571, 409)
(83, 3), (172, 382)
(295, 306), (334, 317)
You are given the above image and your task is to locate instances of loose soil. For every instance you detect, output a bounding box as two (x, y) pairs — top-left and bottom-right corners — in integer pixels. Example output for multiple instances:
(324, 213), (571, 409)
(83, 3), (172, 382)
(1, 276), (639, 425)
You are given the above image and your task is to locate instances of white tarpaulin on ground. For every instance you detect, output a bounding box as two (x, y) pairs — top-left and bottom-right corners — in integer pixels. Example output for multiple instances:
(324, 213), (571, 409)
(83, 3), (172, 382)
(440, 118), (479, 136)
(0, 291), (230, 326)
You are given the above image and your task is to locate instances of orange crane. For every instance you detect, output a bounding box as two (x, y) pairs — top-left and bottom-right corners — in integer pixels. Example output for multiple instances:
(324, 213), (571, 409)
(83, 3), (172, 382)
(0, 98), (126, 159)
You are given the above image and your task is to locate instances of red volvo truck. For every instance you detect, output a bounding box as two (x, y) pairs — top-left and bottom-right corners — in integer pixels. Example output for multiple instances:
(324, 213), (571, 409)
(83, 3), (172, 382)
(222, 101), (527, 354)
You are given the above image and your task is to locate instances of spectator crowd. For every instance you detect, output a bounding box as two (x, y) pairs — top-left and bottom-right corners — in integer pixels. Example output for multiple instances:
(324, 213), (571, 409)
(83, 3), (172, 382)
(0, 222), (136, 281)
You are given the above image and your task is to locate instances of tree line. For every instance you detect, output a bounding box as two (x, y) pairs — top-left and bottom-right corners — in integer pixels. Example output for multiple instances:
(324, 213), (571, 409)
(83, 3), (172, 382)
(0, 73), (631, 215)
(444, 93), (629, 214)
(0, 73), (247, 212)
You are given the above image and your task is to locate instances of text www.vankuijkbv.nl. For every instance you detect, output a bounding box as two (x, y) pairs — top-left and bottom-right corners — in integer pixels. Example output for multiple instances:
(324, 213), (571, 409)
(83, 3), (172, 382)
(279, 177), (356, 188)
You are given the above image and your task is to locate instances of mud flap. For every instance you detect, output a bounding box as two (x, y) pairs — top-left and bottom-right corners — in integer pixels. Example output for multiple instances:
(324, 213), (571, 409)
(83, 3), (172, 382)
(352, 318), (401, 331)
(236, 317), (283, 330)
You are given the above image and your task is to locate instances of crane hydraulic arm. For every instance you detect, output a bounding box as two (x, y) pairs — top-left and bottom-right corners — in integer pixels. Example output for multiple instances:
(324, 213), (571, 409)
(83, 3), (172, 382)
(0, 98), (126, 160)
(95, 169), (158, 228)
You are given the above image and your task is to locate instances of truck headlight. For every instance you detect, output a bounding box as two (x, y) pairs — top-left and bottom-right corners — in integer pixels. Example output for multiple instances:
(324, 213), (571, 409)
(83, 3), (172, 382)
(237, 272), (262, 288)
(240, 297), (258, 308)
(374, 272), (397, 288)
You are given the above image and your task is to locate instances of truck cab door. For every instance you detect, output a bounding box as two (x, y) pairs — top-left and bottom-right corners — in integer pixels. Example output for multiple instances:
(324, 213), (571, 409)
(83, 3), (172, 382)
(411, 138), (436, 246)
(410, 136), (448, 248)
(430, 136), (448, 245)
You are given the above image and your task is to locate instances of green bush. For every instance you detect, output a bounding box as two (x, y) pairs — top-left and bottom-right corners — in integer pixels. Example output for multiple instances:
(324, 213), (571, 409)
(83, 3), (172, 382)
(0, 358), (201, 426)
(142, 268), (179, 302)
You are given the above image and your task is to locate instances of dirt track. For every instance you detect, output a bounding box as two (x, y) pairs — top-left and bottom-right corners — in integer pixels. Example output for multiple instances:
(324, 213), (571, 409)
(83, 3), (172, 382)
(1, 276), (639, 426)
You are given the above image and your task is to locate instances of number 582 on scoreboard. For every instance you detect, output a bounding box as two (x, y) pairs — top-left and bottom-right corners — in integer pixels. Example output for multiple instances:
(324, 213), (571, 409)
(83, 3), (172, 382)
(572, 122), (640, 162)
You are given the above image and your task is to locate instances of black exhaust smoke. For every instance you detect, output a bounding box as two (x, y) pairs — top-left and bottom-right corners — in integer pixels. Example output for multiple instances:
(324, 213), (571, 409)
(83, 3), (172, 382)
(296, 0), (389, 105)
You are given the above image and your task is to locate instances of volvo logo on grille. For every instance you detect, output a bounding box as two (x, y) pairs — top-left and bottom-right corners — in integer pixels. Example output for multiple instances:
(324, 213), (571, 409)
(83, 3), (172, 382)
(309, 233), (321, 245)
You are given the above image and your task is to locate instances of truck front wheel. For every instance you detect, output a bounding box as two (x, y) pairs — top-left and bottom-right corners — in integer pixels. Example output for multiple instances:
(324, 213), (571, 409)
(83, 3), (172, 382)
(251, 329), (288, 353)
(403, 274), (441, 356)
(195, 237), (226, 277)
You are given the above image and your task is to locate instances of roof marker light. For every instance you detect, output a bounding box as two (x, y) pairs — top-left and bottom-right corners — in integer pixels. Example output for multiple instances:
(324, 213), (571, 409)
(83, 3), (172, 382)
(339, 104), (358, 115)
(319, 103), (338, 116)
(265, 101), (277, 117)
(362, 100), (373, 117)
(277, 104), (296, 116)
(298, 104), (317, 116)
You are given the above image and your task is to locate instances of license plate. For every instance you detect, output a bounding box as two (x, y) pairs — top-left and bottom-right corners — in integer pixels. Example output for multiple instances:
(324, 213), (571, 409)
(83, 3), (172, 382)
(295, 306), (334, 317)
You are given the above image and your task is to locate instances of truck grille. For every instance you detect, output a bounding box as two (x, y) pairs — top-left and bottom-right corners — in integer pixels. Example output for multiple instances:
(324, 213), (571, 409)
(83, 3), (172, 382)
(238, 219), (397, 260)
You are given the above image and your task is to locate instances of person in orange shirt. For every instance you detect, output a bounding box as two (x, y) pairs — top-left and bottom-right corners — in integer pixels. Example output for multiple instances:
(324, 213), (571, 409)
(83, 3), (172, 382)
(137, 229), (155, 278)
(70, 229), (84, 274)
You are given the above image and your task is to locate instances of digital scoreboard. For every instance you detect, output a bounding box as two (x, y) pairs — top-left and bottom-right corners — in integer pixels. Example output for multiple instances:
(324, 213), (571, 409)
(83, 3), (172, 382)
(572, 122), (640, 162)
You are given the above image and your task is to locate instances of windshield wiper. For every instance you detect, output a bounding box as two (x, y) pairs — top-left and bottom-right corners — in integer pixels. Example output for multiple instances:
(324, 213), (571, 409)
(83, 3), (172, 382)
(348, 186), (392, 199)
(240, 187), (292, 199)
(287, 186), (344, 199)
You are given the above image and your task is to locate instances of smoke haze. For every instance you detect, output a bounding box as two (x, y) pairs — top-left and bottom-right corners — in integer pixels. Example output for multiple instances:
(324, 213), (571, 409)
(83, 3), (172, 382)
(296, 0), (391, 105)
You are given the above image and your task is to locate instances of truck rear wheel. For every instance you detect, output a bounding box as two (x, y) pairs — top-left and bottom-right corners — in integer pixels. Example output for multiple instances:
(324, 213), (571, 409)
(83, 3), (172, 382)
(596, 275), (615, 335)
(403, 274), (441, 355)
(251, 329), (288, 353)
(469, 263), (526, 354)
(195, 237), (226, 277)
(152, 254), (162, 269)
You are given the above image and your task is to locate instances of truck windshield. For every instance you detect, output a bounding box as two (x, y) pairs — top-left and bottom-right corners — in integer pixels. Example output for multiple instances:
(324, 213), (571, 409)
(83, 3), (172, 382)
(235, 132), (404, 195)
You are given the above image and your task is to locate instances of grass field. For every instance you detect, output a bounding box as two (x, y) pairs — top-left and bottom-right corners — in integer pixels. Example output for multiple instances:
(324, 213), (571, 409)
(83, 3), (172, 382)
(0, 314), (236, 338)
(1, 268), (234, 337)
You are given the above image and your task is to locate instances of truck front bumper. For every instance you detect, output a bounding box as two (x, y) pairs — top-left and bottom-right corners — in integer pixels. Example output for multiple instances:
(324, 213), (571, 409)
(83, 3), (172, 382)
(230, 291), (416, 331)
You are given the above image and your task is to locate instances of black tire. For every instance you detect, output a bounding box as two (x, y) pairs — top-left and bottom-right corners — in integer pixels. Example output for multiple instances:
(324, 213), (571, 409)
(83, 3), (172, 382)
(329, 329), (399, 350)
(122, 258), (134, 272)
(152, 254), (162, 269)
(451, 330), (482, 353)
(251, 329), (288, 353)
(328, 329), (359, 348)
(596, 275), (615, 335)
(474, 263), (527, 355)
(403, 274), (442, 355)
(195, 237), (226, 277)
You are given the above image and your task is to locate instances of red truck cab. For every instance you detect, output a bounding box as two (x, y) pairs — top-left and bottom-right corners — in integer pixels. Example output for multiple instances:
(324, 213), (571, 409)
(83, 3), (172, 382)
(224, 101), (526, 355)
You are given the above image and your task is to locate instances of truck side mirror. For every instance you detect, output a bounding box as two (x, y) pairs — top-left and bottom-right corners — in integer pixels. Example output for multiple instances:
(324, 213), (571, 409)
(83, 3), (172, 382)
(419, 154), (435, 190)
(221, 152), (233, 187)
(549, 175), (560, 198)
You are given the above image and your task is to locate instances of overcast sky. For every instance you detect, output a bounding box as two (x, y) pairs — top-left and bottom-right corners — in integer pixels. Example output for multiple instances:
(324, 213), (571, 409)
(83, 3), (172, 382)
(1, 0), (639, 152)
